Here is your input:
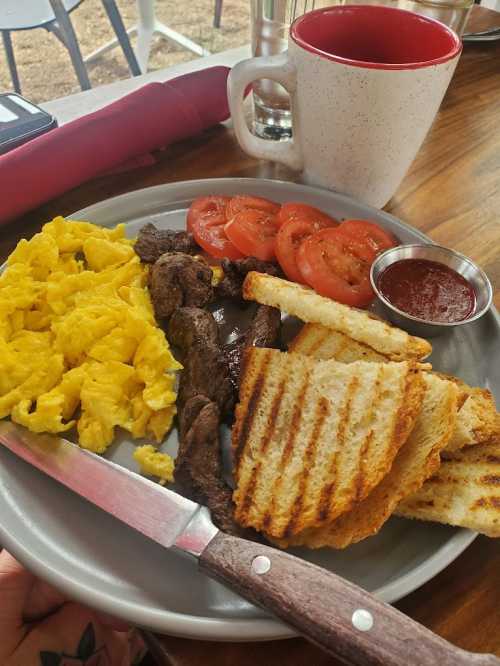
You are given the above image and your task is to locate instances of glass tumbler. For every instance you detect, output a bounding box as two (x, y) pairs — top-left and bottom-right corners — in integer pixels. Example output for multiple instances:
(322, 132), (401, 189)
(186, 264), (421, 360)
(396, 0), (473, 36)
(251, 1), (331, 140)
(339, 0), (473, 36)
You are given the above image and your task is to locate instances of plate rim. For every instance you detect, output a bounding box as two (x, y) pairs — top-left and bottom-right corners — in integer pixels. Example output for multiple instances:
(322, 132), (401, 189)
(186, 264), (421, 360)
(1, 176), (490, 641)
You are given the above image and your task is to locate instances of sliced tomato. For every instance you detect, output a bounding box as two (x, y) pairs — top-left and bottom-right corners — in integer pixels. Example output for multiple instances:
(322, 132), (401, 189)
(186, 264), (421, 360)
(275, 219), (322, 283)
(277, 202), (339, 230)
(187, 196), (243, 259)
(275, 204), (338, 282)
(296, 228), (375, 306)
(193, 222), (244, 260)
(186, 195), (231, 234)
(224, 209), (280, 261)
(226, 195), (281, 220)
(336, 219), (398, 263)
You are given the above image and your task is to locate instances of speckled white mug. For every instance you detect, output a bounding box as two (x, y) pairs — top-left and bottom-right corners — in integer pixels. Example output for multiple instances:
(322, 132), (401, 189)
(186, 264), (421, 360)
(228, 5), (462, 208)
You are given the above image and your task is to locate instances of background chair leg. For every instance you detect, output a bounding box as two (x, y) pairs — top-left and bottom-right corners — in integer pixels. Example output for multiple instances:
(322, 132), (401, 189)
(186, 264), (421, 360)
(2, 31), (21, 93)
(101, 0), (141, 76)
(213, 0), (223, 28)
(48, 0), (91, 91)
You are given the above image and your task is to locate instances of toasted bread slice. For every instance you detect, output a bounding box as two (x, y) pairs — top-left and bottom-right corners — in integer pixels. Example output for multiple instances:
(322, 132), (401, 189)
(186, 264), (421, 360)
(276, 373), (458, 548)
(291, 324), (500, 453)
(397, 436), (500, 537)
(444, 384), (500, 452)
(290, 323), (389, 362)
(232, 348), (424, 539)
(243, 272), (432, 361)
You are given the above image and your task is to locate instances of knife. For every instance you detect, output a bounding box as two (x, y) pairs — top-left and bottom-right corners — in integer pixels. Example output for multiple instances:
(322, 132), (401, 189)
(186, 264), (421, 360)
(0, 421), (498, 666)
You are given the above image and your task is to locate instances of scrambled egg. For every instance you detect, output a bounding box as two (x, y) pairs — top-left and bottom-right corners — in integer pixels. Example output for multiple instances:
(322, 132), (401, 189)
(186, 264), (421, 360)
(0, 216), (181, 454)
(133, 444), (174, 484)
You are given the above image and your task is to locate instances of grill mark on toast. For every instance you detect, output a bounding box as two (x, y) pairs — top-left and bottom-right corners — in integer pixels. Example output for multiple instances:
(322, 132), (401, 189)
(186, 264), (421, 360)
(355, 430), (374, 501)
(308, 329), (329, 356)
(265, 371), (311, 536)
(416, 500), (435, 508)
(281, 371), (311, 468)
(473, 497), (500, 510)
(481, 475), (500, 486)
(336, 334), (350, 357)
(393, 367), (423, 445)
(233, 349), (271, 523)
(283, 397), (330, 537)
(427, 475), (446, 484)
(262, 382), (286, 455)
(238, 466), (259, 521)
(247, 381), (286, 529)
(350, 367), (384, 504)
(316, 374), (359, 522)
(233, 374), (264, 466)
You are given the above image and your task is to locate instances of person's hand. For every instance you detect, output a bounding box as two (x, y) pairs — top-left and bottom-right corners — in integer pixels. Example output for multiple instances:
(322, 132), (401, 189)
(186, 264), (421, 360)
(0, 549), (146, 665)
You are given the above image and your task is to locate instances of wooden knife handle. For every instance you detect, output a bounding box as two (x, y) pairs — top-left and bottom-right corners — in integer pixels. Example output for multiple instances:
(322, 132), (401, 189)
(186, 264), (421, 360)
(199, 532), (499, 666)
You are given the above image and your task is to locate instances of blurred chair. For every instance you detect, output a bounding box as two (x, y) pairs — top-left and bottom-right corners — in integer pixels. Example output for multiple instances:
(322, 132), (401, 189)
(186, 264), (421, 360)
(214, 0), (224, 28)
(0, 0), (141, 94)
(85, 0), (211, 75)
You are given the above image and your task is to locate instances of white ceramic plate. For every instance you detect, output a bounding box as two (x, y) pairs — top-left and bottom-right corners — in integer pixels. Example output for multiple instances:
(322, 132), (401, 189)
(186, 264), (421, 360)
(2, 178), (495, 642)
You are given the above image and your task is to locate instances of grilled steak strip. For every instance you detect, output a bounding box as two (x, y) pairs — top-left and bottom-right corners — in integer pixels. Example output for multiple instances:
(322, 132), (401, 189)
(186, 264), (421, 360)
(216, 257), (283, 301)
(168, 309), (238, 532)
(224, 305), (282, 395)
(135, 223), (199, 263)
(149, 253), (214, 320)
(167, 306), (234, 416)
(175, 395), (252, 537)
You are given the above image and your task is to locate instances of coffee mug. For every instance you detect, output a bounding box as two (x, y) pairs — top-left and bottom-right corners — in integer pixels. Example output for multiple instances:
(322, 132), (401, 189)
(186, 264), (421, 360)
(228, 5), (462, 208)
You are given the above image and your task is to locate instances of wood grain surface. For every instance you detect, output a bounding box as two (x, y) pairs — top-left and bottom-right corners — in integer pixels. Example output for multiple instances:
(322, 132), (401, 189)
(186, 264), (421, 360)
(199, 532), (500, 665)
(1, 29), (499, 666)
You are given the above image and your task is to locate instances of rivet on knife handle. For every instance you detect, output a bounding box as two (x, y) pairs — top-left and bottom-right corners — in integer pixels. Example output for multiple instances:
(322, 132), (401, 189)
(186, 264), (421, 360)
(199, 532), (500, 666)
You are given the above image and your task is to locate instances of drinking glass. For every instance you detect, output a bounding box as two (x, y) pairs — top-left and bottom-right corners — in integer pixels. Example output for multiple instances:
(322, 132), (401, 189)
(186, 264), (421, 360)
(250, 1), (332, 140)
(339, 0), (473, 35)
(396, 0), (473, 36)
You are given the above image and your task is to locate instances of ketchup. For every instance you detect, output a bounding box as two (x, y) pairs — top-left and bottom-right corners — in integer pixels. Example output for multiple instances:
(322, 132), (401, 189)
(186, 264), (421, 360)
(378, 259), (476, 323)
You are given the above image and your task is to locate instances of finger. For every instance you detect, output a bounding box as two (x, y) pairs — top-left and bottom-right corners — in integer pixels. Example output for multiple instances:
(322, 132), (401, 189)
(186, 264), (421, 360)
(93, 609), (131, 632)
(0, 550), (35, 660)
(0, 550), (35, 623)
(24, 578), (66, 622)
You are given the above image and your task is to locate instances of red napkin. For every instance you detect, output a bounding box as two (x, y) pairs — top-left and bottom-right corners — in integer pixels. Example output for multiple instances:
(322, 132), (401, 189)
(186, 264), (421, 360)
(0, 66), (232, 225)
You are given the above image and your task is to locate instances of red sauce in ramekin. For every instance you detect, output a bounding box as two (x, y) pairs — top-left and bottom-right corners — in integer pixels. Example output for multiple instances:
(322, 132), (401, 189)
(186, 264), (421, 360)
(377, 259), (476, 323)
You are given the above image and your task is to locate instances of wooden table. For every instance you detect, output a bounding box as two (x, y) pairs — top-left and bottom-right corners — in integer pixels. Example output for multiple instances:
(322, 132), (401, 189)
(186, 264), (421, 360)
(1, 15), (500, 666)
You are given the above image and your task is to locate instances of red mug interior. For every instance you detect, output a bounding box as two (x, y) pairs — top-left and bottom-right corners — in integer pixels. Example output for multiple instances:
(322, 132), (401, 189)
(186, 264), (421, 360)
(291, 5), (462, 69)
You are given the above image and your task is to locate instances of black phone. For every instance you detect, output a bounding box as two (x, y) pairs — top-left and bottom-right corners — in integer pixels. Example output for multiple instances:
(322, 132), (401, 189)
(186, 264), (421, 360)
(0, 93), (57, 155)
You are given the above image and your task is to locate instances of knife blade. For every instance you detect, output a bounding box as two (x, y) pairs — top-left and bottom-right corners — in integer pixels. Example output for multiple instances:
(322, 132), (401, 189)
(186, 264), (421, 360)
(0, 421), (498, 666)
(0, 421), (218, 557)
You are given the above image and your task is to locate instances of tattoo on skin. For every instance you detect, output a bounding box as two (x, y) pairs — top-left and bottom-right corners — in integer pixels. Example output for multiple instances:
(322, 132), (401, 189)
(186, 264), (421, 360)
(39, 623), (111, 666)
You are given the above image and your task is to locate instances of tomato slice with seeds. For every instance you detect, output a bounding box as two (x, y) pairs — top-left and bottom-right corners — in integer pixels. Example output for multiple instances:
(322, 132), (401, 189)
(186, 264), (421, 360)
(224, 209), (280, 261)
(193, 222), (244, 260)
(226, 195), (281, 220)
(277, 202), (339, 229)
(297, 228), (374, 306)
(186, 195), (231, 233)
(336, 219), (398, 263)
(187, 195), (243, 259)
(275, 205), (338, 282)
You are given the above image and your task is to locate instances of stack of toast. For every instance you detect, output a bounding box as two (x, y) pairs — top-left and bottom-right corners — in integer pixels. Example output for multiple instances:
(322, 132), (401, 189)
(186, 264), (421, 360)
(231, 272), (500, 548)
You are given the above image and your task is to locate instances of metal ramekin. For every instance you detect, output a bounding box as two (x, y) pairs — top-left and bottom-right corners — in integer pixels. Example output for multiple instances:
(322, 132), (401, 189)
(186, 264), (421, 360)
(370, 244), (493, 338)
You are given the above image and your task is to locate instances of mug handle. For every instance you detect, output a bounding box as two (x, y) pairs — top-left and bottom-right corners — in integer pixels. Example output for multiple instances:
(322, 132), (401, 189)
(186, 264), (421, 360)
(227, 53), (303, 171)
